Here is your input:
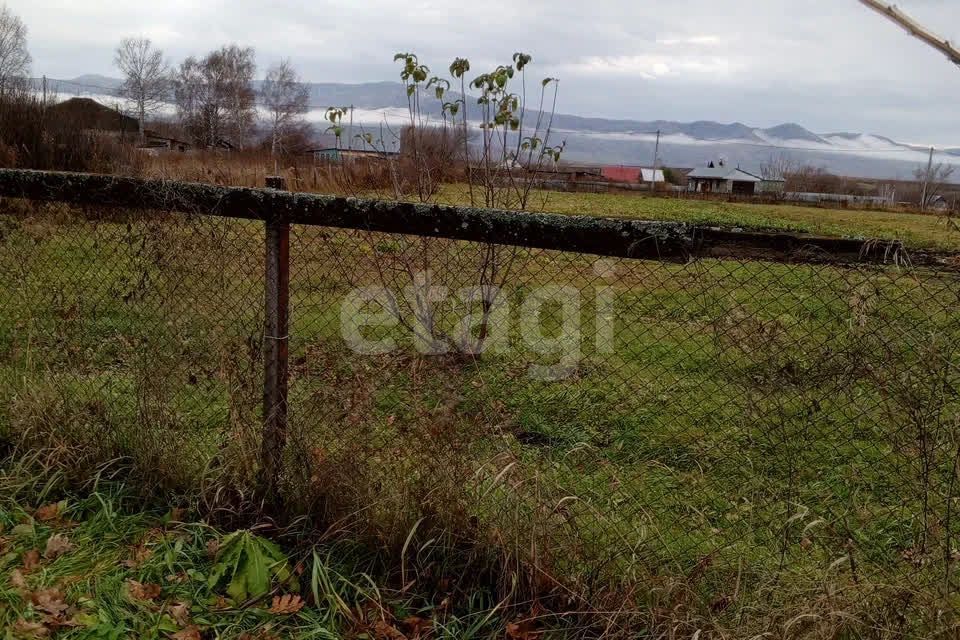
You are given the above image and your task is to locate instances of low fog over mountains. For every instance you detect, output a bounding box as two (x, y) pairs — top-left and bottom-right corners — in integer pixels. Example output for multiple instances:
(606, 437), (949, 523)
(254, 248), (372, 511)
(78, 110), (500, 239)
(52, 76), (959, 180)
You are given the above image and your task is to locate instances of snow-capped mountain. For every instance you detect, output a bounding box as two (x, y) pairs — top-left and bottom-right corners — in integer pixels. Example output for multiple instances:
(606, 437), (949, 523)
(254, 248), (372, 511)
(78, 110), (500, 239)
(39, 76), (959, 180)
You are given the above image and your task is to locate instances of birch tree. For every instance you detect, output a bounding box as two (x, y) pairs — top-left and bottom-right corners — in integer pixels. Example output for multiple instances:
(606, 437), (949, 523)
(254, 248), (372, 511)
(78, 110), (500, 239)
(115, 37), (170, 139)
(0, 4), (30, 95)
(174, 44), (256, 149)
(261, 59), (309, 156)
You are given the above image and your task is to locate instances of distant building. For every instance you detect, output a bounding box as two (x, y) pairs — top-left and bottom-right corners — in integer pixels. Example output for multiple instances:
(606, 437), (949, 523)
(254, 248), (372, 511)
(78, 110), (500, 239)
(142, 130), (191, 152)
(600, 166), (664, 183)
(687, 164), (762, 195)
(308, 148), (398, 163)
(758, 177), (786, 194)
(640, 168), (666, 183)
(928, 194), (952, 211)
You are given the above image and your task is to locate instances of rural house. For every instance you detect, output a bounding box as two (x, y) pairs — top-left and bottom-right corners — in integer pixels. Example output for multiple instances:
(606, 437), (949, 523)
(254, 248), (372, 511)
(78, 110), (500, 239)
(600, 165), (664, 184)
(687, 164), (762, 195)
(758, 176), (787, 194)
(142, 130), (192, 152)
(308, 147), (398, 163)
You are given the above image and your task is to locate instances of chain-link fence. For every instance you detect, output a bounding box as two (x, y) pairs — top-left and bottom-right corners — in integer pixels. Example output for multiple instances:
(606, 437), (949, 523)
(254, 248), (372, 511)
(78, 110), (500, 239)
(1, 169), (959, 637)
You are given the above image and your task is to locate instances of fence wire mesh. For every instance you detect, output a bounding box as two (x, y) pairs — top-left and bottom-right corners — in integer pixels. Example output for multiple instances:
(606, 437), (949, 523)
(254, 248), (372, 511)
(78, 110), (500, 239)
(1, 192), (959, 637)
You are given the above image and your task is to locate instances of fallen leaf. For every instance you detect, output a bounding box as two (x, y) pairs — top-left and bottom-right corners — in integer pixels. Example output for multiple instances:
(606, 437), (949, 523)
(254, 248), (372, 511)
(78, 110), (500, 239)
(168, 602), (192, 627)
(43, 534), (76, 560)
(41, 612), (82, 631)
(372, 620), (407, 640)
(126, 579), (162, 601)
(401, 616), (432, 638)
(170, 626), (201, 640)
(165, 507), (186, 523)
(34, 503), (63, 522)
(122, 546), (153, 568)
(205, 538), (219, 557)
(30, 588), (69, 617)
(10, 568), (27, 590)
(506, 619), (542, 640)
(22, 549), (41, 572)
(268, 593), (305, 615)
(12, 619), (49, 638)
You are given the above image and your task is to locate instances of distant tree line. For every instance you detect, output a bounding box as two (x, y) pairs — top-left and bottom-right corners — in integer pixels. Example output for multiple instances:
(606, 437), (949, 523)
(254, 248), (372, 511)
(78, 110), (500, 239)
(112, 38), (311, 154)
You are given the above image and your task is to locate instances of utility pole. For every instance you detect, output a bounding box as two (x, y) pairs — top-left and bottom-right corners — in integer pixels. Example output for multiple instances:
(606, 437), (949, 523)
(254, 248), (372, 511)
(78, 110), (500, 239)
(649, 129), (661, 193)
(348, 105), (354, 150)
(41, 75), (47, 105)
(920, 146), (934, 210)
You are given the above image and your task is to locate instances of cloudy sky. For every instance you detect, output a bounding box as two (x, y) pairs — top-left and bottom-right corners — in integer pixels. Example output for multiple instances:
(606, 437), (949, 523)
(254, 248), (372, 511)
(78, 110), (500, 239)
(7, 0), (960, 145)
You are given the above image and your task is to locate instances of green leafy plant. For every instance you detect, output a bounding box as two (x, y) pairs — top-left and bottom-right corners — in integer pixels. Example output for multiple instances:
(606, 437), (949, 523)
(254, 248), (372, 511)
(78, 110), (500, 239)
(207, 531), (298, 602)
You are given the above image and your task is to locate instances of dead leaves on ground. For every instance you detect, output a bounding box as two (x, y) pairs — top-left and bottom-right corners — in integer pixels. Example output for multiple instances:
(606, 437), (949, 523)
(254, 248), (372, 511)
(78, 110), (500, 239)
(361, 615), (434, 640)
(372, 620), (409, 640)
(31, 588), (70, 618)
(506, 618), (543, 640)
(34, 501), (69, 525)
(126, 579), (162, 602)
(43, 534), (75, 560)
(12, 619), (49, 639)
(267, 594), (304, 615)
(168, 601), (192, 627)
(12, 587), (85, 637)
(122, 545), (154, 568)
(10, 568), (28, 590)
(170, 626), (202, 640)
(22, 549), (41, 572)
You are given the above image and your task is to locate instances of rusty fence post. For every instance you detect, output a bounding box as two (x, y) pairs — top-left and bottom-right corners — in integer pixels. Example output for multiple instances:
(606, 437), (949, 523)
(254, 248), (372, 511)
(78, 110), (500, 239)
(260, 175), (290, 505)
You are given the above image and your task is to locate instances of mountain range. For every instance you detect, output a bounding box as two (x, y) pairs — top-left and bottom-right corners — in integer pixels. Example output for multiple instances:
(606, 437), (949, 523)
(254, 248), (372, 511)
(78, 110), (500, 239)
(46, 75), (960, 180)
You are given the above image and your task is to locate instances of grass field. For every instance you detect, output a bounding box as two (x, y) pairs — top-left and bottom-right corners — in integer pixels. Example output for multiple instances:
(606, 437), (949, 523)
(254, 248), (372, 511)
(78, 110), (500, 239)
(1, 196), (959, 637)
(0, 452), (521, 640)
(434, 186), (960, 252)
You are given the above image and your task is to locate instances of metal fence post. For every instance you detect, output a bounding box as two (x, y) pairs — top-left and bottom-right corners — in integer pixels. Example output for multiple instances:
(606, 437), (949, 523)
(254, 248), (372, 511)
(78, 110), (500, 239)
(260, 175), (290, 505)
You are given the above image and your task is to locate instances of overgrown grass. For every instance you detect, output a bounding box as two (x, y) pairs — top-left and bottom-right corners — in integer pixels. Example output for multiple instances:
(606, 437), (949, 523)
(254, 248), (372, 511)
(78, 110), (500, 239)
(0, 450), (536, 640)
(1, 203), (959, 637)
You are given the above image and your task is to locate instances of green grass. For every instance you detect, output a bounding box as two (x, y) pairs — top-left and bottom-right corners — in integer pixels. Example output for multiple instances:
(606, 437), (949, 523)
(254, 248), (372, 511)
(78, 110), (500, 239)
(1, 205), (959, 636)
(0, 453), (528, 640)
(434, 185), (960, 251)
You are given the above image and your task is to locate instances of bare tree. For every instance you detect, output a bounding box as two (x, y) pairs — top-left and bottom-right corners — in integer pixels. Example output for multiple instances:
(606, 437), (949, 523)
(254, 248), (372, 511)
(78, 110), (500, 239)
(914, 162), (956, 209)
(174, 45), (256, 149)
(261, 60), (310, 158)
(115, 38), (170, 140)
(0, 4), (30, 95)
(859, 1), (960, 67)
(760, 152), (795, 181)
(217, 45), (257, 148)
